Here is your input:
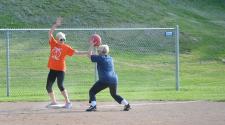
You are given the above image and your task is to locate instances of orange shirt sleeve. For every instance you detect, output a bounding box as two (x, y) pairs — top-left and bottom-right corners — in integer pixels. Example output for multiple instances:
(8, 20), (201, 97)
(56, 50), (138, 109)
(66, 45), (75, 56)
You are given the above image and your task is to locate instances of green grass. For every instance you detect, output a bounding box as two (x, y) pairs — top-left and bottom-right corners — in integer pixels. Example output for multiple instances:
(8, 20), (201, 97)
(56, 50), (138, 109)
(1, 51), (225, 102)
(0, 0), (225, 102)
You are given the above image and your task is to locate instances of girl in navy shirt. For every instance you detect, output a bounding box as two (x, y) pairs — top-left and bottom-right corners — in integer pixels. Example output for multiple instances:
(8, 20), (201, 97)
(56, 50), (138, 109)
(86, 43), (131, 111)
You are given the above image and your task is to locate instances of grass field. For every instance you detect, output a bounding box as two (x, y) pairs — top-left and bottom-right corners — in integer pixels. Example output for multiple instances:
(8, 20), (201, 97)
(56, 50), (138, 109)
(0, 0), (225, 102)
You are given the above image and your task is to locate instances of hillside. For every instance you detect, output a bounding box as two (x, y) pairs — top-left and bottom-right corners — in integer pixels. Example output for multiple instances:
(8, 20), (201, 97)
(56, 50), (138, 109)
(0, 0), (225, 59)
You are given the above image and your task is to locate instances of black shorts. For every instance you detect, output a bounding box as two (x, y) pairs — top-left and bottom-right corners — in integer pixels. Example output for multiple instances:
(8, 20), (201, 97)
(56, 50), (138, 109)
(46, 69), (65, 93)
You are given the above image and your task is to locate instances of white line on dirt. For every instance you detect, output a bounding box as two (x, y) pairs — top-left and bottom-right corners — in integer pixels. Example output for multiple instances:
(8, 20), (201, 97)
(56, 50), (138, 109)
(98, 101), (199, 108)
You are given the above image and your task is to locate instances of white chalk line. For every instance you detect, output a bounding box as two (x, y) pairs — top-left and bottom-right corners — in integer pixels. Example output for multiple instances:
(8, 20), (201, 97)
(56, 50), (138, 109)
(98, 101), (199, 108)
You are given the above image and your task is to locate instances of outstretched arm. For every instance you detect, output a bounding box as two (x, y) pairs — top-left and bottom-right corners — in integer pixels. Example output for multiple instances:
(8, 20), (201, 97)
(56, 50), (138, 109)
(74, 41), (95, 56)
(48, 17), (62, 39)
(87, 43), (95, 59)
(74, 50), (89, 56)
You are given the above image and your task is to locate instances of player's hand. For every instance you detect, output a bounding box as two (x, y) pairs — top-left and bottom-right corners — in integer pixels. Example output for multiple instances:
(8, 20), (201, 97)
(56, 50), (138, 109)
(89, 40), (95, 47)
(55, 17), (62, 26)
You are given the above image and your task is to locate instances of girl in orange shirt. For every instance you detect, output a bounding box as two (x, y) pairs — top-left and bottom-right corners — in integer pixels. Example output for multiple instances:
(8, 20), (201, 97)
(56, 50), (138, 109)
(46, 17), (87, 109)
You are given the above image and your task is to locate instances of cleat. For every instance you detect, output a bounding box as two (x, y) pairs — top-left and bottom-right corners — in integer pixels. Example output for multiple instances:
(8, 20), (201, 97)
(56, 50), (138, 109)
(123, 104), (131, 111)
(86, 105), (97, 112)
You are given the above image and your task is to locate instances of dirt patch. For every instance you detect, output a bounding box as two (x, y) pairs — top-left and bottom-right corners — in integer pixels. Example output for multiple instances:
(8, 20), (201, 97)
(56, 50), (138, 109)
(0, 101), (225, 125)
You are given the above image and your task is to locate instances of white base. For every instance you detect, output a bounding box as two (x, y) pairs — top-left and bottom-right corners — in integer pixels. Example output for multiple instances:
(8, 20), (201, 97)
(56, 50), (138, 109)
(48, 104), (65, 109)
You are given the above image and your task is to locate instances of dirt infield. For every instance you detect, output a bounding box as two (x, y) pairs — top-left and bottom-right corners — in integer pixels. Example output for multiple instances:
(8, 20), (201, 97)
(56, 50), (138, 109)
(0, 101), (225, 125)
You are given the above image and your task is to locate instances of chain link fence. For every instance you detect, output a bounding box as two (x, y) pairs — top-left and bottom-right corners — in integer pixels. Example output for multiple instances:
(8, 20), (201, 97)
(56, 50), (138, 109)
(0, 27), (179, 99)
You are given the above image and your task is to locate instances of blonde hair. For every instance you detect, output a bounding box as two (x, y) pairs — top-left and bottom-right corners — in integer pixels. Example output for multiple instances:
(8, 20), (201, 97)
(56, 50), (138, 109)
(97, 44), (109, 55)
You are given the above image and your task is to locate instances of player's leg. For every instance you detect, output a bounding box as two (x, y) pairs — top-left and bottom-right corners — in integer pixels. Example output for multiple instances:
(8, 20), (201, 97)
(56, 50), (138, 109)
(108, 84), (123, 103)
(109, 84), (131, 111)
(56, 71), (72, 109)
(46, 70), (57, 105)
(86, 81), (108, 111)
(56, 71), (67, 102)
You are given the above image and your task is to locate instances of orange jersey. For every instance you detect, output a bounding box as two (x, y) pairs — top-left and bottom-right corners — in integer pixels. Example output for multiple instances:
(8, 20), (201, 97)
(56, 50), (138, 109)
(48, 34), (75, 71)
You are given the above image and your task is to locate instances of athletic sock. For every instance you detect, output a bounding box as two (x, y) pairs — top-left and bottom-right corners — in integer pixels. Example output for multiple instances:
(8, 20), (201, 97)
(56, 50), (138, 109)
(91, 101), (96, 107)
(121, 99), (128, 105)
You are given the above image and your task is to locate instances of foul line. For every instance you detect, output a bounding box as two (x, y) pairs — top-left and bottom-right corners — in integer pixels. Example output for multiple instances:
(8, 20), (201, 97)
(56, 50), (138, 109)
(98, 101), (199, 108)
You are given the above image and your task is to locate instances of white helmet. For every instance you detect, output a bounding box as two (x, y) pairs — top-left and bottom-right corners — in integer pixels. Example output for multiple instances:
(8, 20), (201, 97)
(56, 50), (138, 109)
(56, 32), (66, 41)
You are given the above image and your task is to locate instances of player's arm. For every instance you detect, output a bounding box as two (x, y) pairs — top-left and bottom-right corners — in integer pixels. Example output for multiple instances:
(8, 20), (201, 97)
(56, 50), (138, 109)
(67, 45), (88, 56)
(73, 42), (95, 57)
(74, 50), (89, 56)
(48, 17), (62, 39)
(87, 42), (95, 59)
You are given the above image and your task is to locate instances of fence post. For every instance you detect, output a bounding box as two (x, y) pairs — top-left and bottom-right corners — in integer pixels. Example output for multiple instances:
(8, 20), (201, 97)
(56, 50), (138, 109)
(5, 30), (10, 96)
(176, 25), (180, 91)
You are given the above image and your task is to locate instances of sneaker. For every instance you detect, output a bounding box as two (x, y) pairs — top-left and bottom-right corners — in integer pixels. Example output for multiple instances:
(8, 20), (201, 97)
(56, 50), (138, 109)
(86, 105), (97, 112)
(123, 104), (131, 111)
(63, 102), (72, 109)
(46, 102), (58, 108)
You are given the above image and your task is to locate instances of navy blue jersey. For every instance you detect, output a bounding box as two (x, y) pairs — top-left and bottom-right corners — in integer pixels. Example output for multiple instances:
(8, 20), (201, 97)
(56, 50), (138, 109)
(91, 55), (118, 84)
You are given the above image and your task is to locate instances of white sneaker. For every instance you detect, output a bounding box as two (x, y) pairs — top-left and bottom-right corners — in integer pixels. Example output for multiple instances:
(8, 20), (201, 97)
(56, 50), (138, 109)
(63, 102), (72, 109)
